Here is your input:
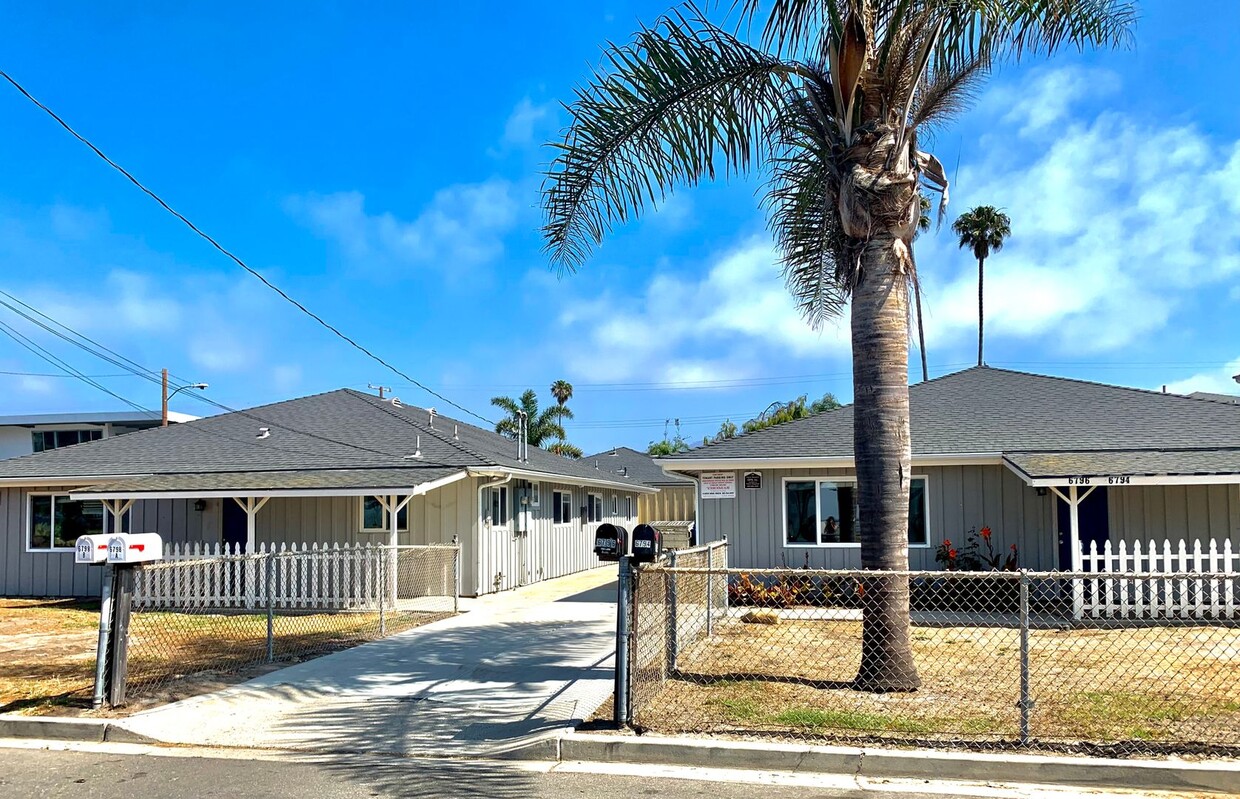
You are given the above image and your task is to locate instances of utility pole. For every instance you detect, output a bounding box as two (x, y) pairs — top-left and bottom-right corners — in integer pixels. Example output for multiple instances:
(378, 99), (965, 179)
(161, 369), (169, 427)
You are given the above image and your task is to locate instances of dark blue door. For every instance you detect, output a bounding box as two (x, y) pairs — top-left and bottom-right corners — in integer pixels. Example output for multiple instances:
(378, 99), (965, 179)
(1057, 487), (1109, 570)
(222, 499), (247, 554)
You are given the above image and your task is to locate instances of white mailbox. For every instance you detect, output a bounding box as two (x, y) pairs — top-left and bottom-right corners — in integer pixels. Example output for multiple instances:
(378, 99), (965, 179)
(75, 535), (111, 565)
(106, 533), (164, 564)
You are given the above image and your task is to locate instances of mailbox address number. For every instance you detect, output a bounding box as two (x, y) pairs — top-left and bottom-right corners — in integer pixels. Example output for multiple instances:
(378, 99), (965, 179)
(1066, 475), (1131, 486)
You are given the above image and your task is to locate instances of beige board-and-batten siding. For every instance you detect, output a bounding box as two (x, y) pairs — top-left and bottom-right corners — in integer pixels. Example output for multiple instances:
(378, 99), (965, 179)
(477, 480), (639, 595)
(0, 486), (207, 597)
(637, 485), (696, 525)
(694, 465), (1058, 570)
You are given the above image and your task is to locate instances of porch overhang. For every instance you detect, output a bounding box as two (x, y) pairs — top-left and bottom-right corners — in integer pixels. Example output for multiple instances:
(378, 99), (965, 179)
(70, 467), (469, 500)
(466, 466), (658, 494)
(1003, 449), (1240, 488)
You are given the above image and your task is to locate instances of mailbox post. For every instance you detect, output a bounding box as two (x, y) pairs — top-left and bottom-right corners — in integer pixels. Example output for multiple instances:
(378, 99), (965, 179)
(78, 533), (164, 707)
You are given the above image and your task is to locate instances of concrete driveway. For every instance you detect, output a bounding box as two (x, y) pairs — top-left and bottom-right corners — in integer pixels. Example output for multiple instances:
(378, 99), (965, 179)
(120, 567), (619, 757)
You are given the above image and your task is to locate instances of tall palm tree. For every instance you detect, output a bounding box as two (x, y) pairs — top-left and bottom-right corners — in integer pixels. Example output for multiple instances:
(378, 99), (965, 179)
(541, 1), (1132, 691)
(952, 205), (1012, 366)
(490, 389), (574, 448)
(913, 194), (932, 382)
(550, 380), (575, 406)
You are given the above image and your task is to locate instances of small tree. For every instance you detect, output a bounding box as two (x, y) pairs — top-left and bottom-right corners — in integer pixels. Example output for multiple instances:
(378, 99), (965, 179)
(648, 418), (690, 455)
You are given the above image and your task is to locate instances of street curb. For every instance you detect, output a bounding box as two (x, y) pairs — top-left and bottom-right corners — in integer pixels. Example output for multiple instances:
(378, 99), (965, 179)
(557, 733), (1240, 795)
(0, 715), (156, 745)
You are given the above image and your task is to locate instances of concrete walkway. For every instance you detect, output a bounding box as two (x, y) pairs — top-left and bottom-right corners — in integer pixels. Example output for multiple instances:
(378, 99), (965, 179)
(120, 567), (619, 757)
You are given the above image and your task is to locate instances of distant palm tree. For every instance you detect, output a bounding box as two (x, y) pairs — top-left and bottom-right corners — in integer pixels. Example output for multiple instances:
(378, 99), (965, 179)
(540, 0), (1132, 692)
(490, 389), (573, 448)
(550, 380), (574, 406)
(952, 206), (1011, 366)
(913, 195), (932, 382)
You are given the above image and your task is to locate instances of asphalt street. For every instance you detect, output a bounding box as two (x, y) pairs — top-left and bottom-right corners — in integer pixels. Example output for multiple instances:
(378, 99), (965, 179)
(0, 743), (1215, 799)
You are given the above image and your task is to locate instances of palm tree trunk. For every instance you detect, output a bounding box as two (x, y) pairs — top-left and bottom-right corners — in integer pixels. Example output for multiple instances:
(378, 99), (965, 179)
(914, 277), (928, 383)
(977, 256), (985, 367)
(851, 231), (921, 693)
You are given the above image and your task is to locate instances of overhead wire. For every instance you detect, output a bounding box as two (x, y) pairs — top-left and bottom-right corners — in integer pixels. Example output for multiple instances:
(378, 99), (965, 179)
(0, 68), (493, 426)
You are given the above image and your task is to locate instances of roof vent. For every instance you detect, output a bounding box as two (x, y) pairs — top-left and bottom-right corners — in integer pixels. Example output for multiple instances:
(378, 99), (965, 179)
(453, 424), (459, 440)
(404, 435), (423, 459)
(390, 397), (402, 408)
(256, 427), (271, 440)
(428, 408), (436, 428)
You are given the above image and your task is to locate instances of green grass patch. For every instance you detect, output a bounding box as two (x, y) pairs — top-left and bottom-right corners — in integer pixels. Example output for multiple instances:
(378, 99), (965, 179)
(772, 707), (932, 734)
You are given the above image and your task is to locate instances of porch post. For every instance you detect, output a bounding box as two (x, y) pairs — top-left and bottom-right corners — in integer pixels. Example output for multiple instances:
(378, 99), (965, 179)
(232, 497), (269, 609)
(385, 494), (413, 606)
(1069, 485), (1083, 619)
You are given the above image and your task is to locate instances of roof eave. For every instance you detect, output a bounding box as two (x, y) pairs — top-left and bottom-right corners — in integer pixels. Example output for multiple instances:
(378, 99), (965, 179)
(655, 453), (1004, 471)
(467, 466), (658, 494)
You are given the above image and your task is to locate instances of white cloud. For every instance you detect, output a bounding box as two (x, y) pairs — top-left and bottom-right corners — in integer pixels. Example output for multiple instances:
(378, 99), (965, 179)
(501, 97), (556, 148)
(557, 237), (849, 382)
(916, 66), (1240, 356)
(288, 179), (518, 271)
(993, 65), (1121, 135)
(1163, 357), (1240, 397)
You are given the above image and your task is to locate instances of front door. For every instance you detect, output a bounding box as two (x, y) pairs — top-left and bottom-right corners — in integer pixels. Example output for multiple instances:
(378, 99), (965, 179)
(222, 499), (248, 554)
(1057, 487), (1109, 569)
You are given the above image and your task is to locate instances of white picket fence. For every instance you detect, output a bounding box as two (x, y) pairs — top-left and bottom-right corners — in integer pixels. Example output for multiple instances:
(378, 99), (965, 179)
(1081, 538), (1239, 619)
(135, 541), (392, 611)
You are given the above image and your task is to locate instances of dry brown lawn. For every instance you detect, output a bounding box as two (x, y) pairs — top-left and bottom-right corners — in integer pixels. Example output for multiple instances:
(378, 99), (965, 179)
(0, 598), (446, 716)
(634, 617), (1240, 749)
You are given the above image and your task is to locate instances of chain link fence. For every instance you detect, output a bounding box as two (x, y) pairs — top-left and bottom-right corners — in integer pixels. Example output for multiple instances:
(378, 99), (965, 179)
(115, 544), (458, 705)
(629, 566), (1240, 756)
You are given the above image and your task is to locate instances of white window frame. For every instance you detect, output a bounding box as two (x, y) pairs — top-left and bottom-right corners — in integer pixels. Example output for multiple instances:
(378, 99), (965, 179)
(26, 492), (127, 553)
(483, 486), (510, 528)
(528, 482), (541, 508)
(587, 493), (603, 524)
(359, 496), (409, 533)
(611, 495), (618, 517)
(780, 476), (930, 549)
(626, 496), (633, 521)
(31, 428), (103, 453)
(552, 490), (573, 526)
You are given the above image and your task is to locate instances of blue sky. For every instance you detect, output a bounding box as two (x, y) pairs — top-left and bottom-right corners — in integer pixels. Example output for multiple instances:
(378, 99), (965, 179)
(1, 2), (1238, 454)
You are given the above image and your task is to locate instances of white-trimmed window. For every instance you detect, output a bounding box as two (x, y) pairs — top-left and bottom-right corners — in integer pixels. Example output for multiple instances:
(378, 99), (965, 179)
(783, 477), (928, 547)
(28, 494), (128, 552)
(484, 486), (509, 527)
(552, 490), (573, 525)
(625, 496), (633, 521)
(587, 494), (603, 524)
(528, 482), (541, 508)
(611, 495), (618, 517)
(361, 496), (408, 533)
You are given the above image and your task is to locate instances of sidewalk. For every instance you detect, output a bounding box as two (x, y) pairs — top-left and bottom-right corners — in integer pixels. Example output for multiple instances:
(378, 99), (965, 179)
(115, 566), (619, 756)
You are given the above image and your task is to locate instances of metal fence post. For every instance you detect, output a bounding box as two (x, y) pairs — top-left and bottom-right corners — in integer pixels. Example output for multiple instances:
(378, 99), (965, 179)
(107, 565), (135, 708)
(91, 565), (115, 709)
(1019, 569), (1034, 747)
(665, 550), (679, 677)
(452, 535), (460, 614)
(614, 554), (632, 728)
(265, 554), (275, 663)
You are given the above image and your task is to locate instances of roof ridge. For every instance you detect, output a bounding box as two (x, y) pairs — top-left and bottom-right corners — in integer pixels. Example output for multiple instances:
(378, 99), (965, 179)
(977, 366), (1240, 409)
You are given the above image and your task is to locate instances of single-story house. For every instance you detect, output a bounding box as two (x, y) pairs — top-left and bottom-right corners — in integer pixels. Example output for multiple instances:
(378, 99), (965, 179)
(0, 388), (652, 598)
(657, 367), (1240, 576)
(586, 446), (697, 547)
(0, 410), (197, 461)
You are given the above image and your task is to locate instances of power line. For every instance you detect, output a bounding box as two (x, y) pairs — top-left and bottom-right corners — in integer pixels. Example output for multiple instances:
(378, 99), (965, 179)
(0, 295), (445, 463)
(0, 68), (492, 427)
(0, 369), (135, 378)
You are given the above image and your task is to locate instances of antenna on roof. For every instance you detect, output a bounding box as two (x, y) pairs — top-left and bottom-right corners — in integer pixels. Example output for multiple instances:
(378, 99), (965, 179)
(256, 427), (271, 440)
(368, 384), (391, 399)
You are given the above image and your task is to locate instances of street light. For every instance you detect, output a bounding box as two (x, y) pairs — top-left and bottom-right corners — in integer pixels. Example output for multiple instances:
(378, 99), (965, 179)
(161, 367), (208, 426)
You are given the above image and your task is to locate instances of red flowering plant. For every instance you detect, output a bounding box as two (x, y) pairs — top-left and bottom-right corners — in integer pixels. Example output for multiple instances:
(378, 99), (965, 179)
(933, 539), (960, 570)
(937, 527), (1019, 572)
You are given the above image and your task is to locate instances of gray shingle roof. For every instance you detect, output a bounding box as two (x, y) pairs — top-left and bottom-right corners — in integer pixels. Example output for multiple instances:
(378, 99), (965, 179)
(1190, 391), (1240, 405)
(1004, 449), (1240, 480)
(584, 446), (694, 487)
(75, 467), (466, 495)
(0, 388), (650, 492)
(665, 367), (1240, 473)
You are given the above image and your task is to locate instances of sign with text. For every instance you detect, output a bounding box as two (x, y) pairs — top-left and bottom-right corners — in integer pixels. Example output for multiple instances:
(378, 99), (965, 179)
(743, 471), (762, 490)
(700, 471), (737, 499)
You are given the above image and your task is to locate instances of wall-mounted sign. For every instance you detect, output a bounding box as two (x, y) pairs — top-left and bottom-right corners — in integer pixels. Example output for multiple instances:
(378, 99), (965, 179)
(700, 471), (736, 499)
(743, 471), (762, 490)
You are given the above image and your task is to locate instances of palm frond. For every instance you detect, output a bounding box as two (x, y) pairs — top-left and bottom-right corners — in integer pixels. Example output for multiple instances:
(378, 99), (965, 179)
(542, 4), (798, 269)
(911, 55), (987, 130)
